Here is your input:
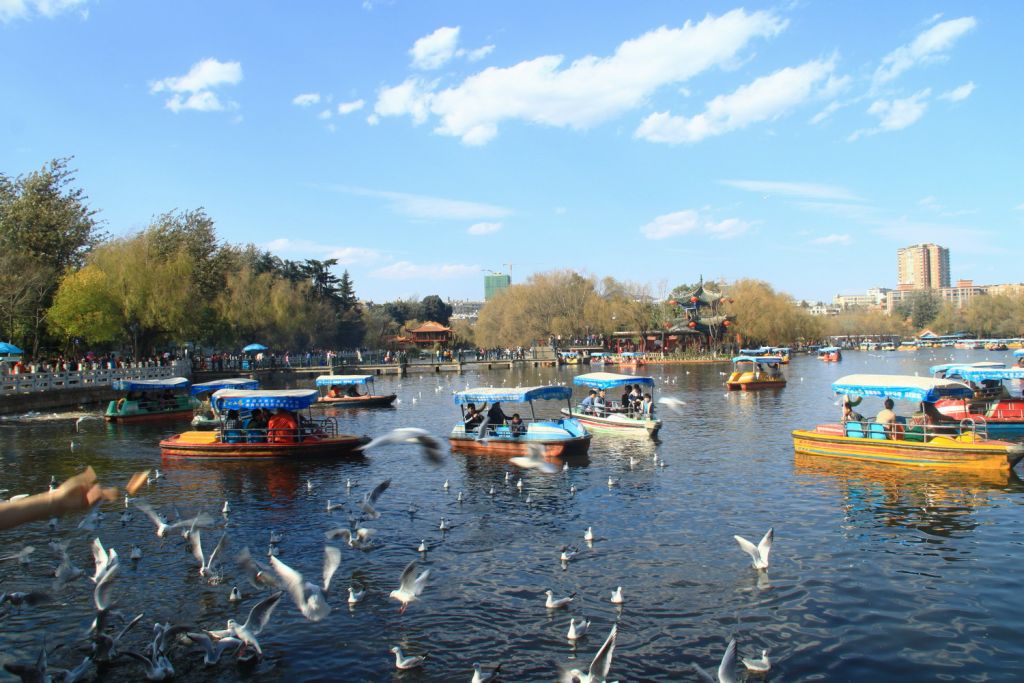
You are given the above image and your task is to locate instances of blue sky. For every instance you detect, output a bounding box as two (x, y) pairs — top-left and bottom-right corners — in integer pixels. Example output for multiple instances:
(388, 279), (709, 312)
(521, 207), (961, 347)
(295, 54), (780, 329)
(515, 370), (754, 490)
(3, 1), (1020, 303)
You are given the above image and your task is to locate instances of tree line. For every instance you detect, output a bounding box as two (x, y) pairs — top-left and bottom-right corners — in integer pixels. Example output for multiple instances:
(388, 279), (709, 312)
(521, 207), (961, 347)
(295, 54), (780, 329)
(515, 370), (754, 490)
(0, 159), (453, 358)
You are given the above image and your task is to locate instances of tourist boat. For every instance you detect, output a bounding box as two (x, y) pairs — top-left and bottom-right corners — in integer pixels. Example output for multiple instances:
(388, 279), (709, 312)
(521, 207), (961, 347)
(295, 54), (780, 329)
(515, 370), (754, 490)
(558, 351), (580, 365)
(449, 386), (591, 457)
(617, 351), (645, 368)
(104, 377), (192, 422)
(560, 372), (662, 437)
(160, 389), (367, 459)
(314, 374), (397, 408)
(930, 366), (1024, 437)
(588, 352), (608, 366)
(985, 340), (1009, 351)
(769, 346), (791, 364)
(792, 374), (1024, 471)
(725, 355), (786, 391)
(817, 346), (842, 362)
(190, 377), (259, 428)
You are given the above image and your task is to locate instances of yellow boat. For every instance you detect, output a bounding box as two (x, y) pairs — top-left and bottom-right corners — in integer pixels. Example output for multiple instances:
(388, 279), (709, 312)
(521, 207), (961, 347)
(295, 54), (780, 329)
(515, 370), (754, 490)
(792, 374), (1024, 471)
(725, 355), (786, 391)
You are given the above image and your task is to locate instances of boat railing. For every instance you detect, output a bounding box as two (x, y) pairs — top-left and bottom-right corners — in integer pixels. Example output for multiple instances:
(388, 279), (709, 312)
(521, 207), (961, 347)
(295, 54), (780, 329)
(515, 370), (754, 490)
(845, 418), (965, 442)
(573, 401), (650, 418)
(958, 416), (988, 440)
(217, 419), (339, 444)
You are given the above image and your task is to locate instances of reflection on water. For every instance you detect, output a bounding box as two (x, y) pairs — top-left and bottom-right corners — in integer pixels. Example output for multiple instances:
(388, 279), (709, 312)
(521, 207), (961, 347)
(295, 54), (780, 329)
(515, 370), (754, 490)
(2, 350), (1024, 681)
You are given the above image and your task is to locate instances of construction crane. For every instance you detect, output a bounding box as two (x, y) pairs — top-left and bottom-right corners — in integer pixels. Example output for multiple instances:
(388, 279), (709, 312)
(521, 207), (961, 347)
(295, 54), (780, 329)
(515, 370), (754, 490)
(502, 263), (513, 279)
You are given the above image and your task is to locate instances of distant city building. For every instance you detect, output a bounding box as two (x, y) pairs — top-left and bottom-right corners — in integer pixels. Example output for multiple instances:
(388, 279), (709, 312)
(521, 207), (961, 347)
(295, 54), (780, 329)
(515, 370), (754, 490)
(985, 283), (1024, 297)
(833, 287), (891, 309)
(897, 243), (950, 289)
(808, 302), (840, 316)
(449, 299), (483, 320)
(484, 273), (511, 301)
(886, 279), (984, 313)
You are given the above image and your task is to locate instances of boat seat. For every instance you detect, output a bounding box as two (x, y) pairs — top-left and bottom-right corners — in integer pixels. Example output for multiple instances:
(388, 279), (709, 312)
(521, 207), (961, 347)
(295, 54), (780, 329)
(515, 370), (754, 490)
(845, 422), (865, 438)
(868, 423), (888, 440)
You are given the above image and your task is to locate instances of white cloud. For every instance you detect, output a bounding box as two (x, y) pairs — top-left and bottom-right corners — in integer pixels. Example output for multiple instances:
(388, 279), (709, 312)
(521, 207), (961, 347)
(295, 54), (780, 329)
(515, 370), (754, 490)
(1, 0), (87, 22)
(635, 57), (836, 144)
(868, 88), (930, 130)
(329, 185), (513, 220)
(640, 209), (750, 240)
(720, 179), (861, 202)
(467, 221), (502, 235)
(317, 109), (332, 120)
(371, 261), (480, 279)
(375, 77), (436, 125)
(811, 233), (851, 245)
(940, 81), (975, 102)
(1016, 203), (1024, 211)
(810, 100), (842, 125)
(411, 26), (460, 70)
(366, 114), (380, 126)
(150, 58), (242, 113)
(265, 238), (383, 265)
(873, 17), (976, 86)
(337, 99), (365, 115)
(465, 44), (494, 62)
(377, 9), (786, 144)
(292, 93), (321, 106)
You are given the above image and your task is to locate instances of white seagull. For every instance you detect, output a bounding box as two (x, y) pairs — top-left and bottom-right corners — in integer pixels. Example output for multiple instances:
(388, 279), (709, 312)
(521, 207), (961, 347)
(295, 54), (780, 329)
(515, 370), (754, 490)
(360, 427), (446, 464)
(584, 527), (594, 542)
(560, 623), (617, 683)
(222, 591), (283, 655)
(390, 645), (426, 670)
(389, 560), (430, 613)
(359, 479), (391, 520)
(269, 545), (341, 622)
(135, 503), (211, 539)
(325, 527), (375, 550)
(545, 590), (575, 609)
(186, 631), (242, 666)
(742, 649), (771, 674)
(190, 529), (228, 578)
(610, 586), (624, 604)
(567, 617), (591, 640)
(471, 662), (502, 683)
(347, 585), (365, 605)
(510, 442), (559, 473)
(734, 527), (774, 570)
(692, 638), (737, 683)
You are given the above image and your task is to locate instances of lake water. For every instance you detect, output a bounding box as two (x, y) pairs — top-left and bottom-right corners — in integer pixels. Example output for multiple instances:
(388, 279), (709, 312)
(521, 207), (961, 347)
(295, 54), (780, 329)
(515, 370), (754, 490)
(2, 349), (1023, 682)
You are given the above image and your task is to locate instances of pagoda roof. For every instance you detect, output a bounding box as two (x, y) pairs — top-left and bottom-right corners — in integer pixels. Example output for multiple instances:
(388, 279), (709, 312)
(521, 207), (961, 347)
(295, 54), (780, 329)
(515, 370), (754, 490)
(411, 321), (452, 333)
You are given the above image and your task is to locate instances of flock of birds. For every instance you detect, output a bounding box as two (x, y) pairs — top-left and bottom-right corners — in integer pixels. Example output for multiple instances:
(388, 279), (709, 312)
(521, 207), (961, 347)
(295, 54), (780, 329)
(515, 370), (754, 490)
(1, 372), (781, 681)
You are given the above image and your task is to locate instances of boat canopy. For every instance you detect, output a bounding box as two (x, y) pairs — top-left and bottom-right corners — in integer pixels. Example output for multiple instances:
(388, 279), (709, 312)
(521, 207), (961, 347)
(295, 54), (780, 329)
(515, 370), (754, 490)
(740, 347), (770, 355)
(590, 352), (606, 357)
(559, 351), (579, 357)
(1015, 349), (1024, 358)
(454, 386), (572, 405)
(831, 374), (974, 402)
(190, 378), (259, 396)
(949, 367), (1024, 383)
(769, 346), (790, 353)
(112, 377), (190, 392)
(212, 389), (320, 411)
(818, 346), (841, 353)
(928, 361), (1004, 376)
(573, 372), (655, 390)
(620, 352), (643, 358)
(315, 374), (374, 387)
(732, 356), (783, 364)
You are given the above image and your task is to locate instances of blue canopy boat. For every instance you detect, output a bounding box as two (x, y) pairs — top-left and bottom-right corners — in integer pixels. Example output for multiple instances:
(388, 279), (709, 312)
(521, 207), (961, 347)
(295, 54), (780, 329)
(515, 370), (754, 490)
(930, 366), (1024, 436)
(817, 346), (842, 362)
(315, 374), (397, 408)
(450, 386), (591, 458)
(160, 389), (367, 459)
(726, 356), (786, 391)
(793, 374), (1024, 470)
(189, 378), (260, 428)
(560, 372), (661, 437)
(104, 377), (192, 422)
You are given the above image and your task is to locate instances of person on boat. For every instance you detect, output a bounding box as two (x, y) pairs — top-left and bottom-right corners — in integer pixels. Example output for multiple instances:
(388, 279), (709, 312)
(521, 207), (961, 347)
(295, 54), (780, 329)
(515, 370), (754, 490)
(841, 403), (864, 424)
(160, 389), (175, 411)
(268, 408), (299, 443)
(875, 398), (898, 438)
(223, 409), (244, 444)
(327, 384), (341, 399)
(509, 413), (527, 437)
(244, 408), (268, 443)
(766, 362), (781, 378)
(345, 384), (361, 398)
(579, 390), (597, 415)
(641, 393), (654, 418)
(620, 385), (634, 414)
(630, 385), (643, 411)
(487, 401), (509, 426)
(919, 401), (959, 434)
(195, 393), (215, 420)
(594, 390), (608, 417)
(464, 403), (486, 432)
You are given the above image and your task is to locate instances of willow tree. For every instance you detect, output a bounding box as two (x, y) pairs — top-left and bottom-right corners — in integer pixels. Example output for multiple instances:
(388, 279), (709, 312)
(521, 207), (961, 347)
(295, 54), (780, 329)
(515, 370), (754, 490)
(724, 279), (822, 346)
(49, 232), (194, 356)
(475, 270), (599, 347)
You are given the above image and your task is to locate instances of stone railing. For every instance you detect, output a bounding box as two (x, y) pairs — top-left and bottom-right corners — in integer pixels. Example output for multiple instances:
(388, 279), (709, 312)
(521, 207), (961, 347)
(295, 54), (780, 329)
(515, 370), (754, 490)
(0, 360), (192, 396)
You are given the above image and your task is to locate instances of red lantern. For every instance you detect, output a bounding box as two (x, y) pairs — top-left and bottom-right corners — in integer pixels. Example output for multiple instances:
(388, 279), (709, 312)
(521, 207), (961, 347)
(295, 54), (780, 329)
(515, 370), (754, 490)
(668, 300), (677, 307)
(688, 321), (697, 328)
(690, 296), (699, 303)
(723, 320), (731, 327)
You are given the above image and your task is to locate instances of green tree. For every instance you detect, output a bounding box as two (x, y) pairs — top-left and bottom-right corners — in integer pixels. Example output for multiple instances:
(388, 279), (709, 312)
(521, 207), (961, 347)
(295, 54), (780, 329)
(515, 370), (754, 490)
(419, 295), (453, 324)
(0, 158), (101, 353)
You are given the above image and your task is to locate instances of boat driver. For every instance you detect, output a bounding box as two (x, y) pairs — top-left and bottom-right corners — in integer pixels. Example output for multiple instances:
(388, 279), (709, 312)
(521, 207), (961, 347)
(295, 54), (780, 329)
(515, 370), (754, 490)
(579, 390), (597, 415)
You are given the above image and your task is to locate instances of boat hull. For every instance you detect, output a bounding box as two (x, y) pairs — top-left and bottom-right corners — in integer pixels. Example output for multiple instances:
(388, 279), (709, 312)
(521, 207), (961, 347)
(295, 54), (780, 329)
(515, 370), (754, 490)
(559, 408), (660, 437)
(726, 375), (786, 391)
(317, 394), (397, 408)
(106, 408), (194, 423)
(449, 433), (591, 457)
(160, 432), (368, 459)
(792, 426), (1024, 471)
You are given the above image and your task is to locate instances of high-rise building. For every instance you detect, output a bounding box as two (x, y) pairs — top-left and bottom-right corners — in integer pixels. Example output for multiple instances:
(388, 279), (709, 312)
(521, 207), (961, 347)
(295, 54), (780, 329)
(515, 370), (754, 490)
(484, 273), (511, 301)
(896, 243), (949, 289)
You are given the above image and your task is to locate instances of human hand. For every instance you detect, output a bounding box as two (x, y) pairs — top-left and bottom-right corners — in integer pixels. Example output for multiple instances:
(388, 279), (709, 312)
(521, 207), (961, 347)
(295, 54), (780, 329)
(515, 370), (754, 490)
(49, 466), (118, 516)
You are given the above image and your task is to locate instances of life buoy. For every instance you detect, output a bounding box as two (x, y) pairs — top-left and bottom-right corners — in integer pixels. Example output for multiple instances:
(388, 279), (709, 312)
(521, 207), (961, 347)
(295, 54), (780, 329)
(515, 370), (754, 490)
(116, 398), (126, 411)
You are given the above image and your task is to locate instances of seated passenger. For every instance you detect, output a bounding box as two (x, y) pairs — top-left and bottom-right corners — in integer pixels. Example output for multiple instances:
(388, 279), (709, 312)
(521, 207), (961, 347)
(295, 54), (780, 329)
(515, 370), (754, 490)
(268, 408), (298, 443)
(244, 408), (268, 443)
(640, 393), (654, 418)
(509, 413), (527, 437)
(594, 390), (607, 417)
(487, 401), (509, 425)
(327, 384), (341, 399)
(464, 403), (485, 431)
(841, 403), (864, 423)
(579, 390), (597, 415)
(345, 384), (360, 397)
(875, 398), (898, 438)
(223, 409), (244, 444)
(920, 400), (958, 434)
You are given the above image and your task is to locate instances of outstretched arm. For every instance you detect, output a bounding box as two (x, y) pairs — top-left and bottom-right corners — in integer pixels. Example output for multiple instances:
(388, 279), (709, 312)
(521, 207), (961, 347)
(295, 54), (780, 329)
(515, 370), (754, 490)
(0, 467), (118, 531)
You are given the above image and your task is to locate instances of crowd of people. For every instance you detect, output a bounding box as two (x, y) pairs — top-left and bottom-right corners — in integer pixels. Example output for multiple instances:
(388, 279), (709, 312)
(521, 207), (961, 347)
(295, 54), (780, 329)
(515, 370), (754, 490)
(0, 353), (179, 376)
(577, 384), (654, 418)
